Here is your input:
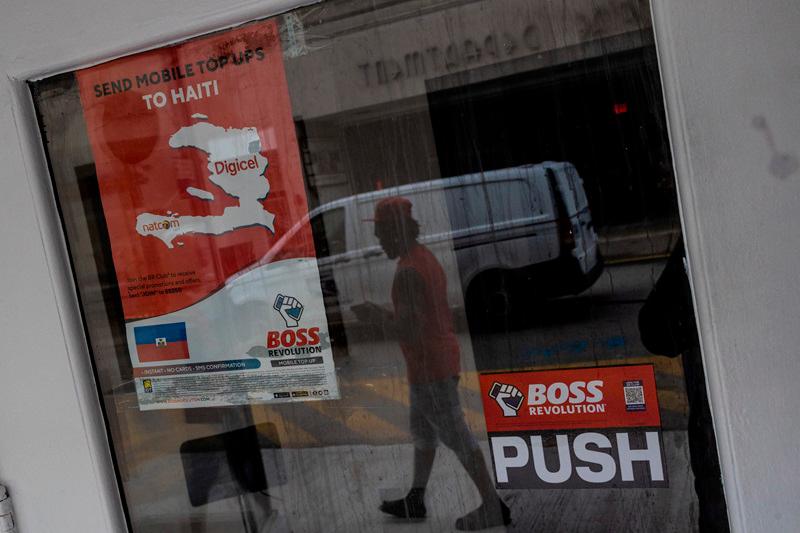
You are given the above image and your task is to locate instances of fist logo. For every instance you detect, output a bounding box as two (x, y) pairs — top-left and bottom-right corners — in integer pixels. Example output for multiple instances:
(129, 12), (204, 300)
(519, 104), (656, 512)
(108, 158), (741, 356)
(274, 294), (304, 328)
(488, 382), (524, 417)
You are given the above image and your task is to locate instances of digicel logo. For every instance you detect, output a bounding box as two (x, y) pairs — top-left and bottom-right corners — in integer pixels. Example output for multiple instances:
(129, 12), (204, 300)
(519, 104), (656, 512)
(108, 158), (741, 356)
(267, 327), (321, 348)
(214, 154), (260, 177)
(527, 380), (606, 416)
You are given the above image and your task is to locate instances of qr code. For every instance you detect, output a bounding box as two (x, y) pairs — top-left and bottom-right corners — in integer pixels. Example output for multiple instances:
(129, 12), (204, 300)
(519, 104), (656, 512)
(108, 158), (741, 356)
(624, 386), (644, 405)
(623, 380), (646, 411)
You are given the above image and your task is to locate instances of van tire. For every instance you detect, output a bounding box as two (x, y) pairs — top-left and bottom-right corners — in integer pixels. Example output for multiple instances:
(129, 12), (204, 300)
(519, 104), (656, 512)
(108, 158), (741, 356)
(465, 272), (516, 332)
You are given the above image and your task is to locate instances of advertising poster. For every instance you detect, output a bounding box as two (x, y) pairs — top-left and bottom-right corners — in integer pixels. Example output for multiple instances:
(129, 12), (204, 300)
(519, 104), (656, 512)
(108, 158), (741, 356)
(77, 19), (339, 410)
(479, 365), (667, 489)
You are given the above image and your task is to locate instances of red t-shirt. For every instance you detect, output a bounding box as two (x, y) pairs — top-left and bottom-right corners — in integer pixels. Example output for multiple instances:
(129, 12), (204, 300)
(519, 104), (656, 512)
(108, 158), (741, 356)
(391, 244), (461, 383)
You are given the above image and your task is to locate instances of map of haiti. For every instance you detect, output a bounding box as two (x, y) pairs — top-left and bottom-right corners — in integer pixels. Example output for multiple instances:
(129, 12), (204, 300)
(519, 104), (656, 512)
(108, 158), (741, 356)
(135, 114), (275, 249)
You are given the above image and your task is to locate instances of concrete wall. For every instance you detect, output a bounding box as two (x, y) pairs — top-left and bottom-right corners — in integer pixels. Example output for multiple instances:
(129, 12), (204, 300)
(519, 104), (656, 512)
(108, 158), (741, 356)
(0, 0), (798, 531)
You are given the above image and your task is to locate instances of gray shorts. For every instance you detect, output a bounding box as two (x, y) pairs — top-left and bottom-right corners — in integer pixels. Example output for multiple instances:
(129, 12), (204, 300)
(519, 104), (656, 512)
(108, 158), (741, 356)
(409, 377), (480, 453)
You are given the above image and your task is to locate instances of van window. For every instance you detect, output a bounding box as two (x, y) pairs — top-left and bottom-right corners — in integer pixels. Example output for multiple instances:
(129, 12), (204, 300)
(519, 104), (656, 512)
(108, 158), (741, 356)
(310, 207), (346, 258)
(565, 165), (589, 212)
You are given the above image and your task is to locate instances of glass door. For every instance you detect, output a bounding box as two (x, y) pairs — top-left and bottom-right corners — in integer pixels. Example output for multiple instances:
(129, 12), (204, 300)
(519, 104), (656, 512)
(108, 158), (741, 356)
(32, 1), (728, 531)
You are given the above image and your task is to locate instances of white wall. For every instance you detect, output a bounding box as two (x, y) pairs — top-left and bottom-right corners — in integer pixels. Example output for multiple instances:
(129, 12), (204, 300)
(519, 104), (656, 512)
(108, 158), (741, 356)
(0, 0), (798, 531)
(652, 0), (800, 531)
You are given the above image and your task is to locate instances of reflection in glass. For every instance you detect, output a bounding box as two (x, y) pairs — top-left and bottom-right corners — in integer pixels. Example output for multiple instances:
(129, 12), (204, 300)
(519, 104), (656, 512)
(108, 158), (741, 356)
(32, 0), (727, 531)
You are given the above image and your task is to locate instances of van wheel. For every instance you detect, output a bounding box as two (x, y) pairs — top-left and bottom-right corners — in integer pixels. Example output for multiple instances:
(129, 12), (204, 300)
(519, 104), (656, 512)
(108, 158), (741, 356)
(466, 273), (516, 332)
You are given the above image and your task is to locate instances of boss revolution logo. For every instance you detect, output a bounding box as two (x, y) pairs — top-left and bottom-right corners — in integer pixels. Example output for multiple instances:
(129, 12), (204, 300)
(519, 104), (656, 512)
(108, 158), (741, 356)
(488, 382), (524, 417)
(489, 378), (606, 417)
(273, 294), (304, 328)
(526, 379), (606, 416)
(266, 293), (321, 357)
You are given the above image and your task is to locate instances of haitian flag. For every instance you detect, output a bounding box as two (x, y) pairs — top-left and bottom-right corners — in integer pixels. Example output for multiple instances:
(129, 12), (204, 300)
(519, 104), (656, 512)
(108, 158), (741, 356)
(134, 322), (189, 363)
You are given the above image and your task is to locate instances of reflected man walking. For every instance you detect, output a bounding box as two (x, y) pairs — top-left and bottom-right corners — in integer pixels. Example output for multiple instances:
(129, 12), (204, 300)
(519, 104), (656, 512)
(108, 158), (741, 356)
(353, 197), (511, 530)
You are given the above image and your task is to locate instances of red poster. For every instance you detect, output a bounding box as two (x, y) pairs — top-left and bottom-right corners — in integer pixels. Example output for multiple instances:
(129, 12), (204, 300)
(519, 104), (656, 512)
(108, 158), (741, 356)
(77, 20), (339, 409)
(78, 20), (312, 320)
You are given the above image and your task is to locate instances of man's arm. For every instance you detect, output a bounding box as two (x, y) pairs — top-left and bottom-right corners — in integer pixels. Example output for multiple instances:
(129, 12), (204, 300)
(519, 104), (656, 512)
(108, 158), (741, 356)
(393, 268), (427, 347)
(351, 301), (394, 325)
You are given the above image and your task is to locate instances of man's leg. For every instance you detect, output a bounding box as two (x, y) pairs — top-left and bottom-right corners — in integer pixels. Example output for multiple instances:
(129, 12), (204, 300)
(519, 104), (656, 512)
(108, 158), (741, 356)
(433, 378), (511, 530)
(379, 384), (437, 519)
(412, 447), (436, 489)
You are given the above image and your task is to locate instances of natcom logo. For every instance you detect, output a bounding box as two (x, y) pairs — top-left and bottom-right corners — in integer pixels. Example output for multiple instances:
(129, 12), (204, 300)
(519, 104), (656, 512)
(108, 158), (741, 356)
(488, 382), (524, 417)
(140, 218), (180, 234)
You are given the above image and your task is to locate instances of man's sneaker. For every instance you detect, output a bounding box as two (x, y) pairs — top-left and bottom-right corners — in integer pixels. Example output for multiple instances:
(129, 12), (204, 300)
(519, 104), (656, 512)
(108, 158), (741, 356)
(379, 492), (426, 520)
(455, 498), (511, 530)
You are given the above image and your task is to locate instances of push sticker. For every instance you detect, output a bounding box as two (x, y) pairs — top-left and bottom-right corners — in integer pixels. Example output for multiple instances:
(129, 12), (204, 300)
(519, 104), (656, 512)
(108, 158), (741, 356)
(479, 364), (666, 489)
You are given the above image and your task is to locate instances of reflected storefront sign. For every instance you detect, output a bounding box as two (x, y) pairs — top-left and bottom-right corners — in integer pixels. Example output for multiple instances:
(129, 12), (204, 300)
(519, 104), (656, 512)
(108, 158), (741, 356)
(283, 0), (652, 117)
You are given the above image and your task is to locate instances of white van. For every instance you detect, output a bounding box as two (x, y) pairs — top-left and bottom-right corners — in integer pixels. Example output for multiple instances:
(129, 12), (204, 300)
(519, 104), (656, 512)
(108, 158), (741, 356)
(303, 161), (603, 325)
(239, 162), (602, 327)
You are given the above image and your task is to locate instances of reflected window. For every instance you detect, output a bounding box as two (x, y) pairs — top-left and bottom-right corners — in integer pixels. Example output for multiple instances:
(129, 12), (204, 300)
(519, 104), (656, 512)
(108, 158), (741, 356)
(311, 206), (346, 258)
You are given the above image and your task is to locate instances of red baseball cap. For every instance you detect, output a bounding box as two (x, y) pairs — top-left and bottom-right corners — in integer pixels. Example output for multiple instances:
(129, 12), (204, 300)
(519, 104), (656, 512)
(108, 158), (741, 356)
(365, 196), (414, 223)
